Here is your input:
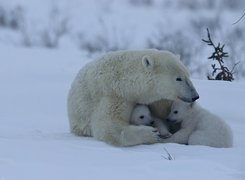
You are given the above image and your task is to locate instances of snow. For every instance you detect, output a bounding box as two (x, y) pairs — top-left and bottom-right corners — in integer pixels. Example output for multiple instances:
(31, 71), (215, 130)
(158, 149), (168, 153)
(0, 0), (245, 79)
(0, 0), (245, 179)
(0, 45), (245, 180)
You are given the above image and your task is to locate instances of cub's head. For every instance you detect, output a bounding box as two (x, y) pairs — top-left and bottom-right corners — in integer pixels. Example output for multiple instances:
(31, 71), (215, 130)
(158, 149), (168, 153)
(167, 100), (192, 123)
(130, 105), (154, 126)
(136, 50), (199, 104)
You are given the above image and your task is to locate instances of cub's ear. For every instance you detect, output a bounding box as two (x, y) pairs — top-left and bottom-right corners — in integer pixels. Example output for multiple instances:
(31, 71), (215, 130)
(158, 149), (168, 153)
(142, 55), (154, 71)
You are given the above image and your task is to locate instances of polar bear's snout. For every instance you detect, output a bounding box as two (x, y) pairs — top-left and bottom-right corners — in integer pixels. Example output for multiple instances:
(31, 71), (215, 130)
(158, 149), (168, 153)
(192, 95), (199, 102)
(182, 79), (199, 103)
(178, 93), (199, 103)
(191, 88), (199, 102)
(187, 78), (199, 102)
(166, 118), (179, 124)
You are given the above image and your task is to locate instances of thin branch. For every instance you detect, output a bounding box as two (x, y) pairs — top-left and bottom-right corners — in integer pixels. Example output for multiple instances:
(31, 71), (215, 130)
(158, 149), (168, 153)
(202, 28), (215, 49)
(162, 147), (175, 160)
(233, 11), (245, 25)
(231, 62), (240, 73)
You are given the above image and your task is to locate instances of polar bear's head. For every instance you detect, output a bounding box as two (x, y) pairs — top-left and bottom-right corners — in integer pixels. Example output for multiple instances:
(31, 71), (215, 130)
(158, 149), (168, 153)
(130, 105), (154, 126)
(166, 100), (192, 123)
(122, 50), (199, 104)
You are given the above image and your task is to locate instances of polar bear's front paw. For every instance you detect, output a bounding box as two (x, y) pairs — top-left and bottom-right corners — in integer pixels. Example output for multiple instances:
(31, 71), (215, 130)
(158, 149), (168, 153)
(159, 133), (172, 139)
(121, 125), (162, 145)
(139, 126), (162, 144)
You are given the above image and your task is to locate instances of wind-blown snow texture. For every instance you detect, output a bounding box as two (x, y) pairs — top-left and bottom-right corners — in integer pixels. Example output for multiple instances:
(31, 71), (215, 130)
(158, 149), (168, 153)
(0, 45), (244, 180)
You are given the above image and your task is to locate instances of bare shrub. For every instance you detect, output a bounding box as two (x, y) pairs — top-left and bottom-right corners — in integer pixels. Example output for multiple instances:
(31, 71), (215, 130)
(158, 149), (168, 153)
(20, 24), (33, 47)
(177, 0), (216, 10)
(8, 5), (24, 30)
(129, 0), (154, 7)
(77, 33), (108, 54)
(0, 5), (24, 30)
(77, 18), (129, 54)
(0, 5), (6, 26)
(40, 7), (69, 48)
(19, 6), (69, 48)
(77, 31), (129, 54)
(202, 28), (238, 81)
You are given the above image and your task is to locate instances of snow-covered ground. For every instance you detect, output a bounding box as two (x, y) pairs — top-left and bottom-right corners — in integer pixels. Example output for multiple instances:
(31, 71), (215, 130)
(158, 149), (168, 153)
(0, 0), (245, 179)
(0, 45), (245, 180)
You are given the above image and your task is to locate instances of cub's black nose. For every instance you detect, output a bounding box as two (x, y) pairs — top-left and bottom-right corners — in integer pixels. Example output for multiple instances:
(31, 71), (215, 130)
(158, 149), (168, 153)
(192, 96), (199, 102)
(150, 121), (154, 125)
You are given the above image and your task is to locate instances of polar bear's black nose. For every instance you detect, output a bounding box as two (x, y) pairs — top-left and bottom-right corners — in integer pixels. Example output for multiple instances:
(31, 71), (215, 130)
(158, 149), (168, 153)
(192, 96), (199, 102)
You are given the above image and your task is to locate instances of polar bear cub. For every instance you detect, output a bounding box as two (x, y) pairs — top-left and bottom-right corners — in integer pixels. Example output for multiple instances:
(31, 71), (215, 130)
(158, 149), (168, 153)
(163, 100), (233, 148)
(130, 104), (172, 138)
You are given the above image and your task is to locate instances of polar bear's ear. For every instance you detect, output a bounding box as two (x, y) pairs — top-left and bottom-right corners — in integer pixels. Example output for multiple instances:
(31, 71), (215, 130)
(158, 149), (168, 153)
(142, 55), (154, 70)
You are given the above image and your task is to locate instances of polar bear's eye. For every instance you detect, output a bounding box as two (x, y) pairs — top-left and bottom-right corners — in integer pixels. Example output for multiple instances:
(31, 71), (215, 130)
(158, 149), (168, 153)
(176, 77), (182, 81)
(173, 111), (178, 114)
(140, 115), (145, 119)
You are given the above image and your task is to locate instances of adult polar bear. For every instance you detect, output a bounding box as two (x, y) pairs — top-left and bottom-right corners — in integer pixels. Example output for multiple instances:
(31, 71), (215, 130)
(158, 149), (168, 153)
(67, 49), (199, 146)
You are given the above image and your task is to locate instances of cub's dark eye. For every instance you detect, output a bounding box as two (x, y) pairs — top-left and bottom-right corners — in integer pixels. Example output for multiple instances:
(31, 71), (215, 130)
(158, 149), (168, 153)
(139, 115), (144, 119)
(176, 77), (182, 81)
(173, 111), (178, 114)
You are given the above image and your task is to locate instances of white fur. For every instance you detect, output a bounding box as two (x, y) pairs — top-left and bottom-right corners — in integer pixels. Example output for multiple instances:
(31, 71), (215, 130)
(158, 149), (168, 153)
(130, 105), (153, 126)
(164, 100), (233, 148)
(67, 49), (199, 146)
(130, 104), (171, 137)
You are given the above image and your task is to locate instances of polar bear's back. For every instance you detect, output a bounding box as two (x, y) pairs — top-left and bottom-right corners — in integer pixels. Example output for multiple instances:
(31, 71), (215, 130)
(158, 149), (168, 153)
(74, 49), (188, 101)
